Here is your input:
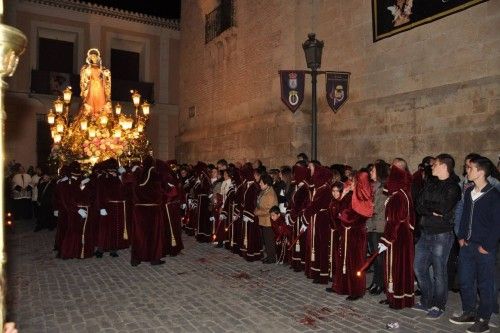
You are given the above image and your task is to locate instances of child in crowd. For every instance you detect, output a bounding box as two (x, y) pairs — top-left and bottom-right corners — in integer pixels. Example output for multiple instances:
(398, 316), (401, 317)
(269, 205), (292, 264)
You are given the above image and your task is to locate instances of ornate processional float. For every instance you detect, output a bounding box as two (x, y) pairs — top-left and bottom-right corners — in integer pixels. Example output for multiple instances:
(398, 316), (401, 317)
(47, 48), (152, 169)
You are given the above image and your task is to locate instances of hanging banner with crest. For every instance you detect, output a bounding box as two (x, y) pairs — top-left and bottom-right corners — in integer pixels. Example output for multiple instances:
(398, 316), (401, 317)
(279, 70), (305, 113)
(326, 71), (350, 113)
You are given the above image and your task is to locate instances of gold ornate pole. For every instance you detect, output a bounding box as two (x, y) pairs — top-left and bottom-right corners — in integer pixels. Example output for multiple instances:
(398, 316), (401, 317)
(0, 2), (27, 325)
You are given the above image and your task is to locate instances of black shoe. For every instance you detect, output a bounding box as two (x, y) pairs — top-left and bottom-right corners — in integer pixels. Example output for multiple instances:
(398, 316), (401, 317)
(346, 295), (362, 301)
(215, 243), (223, 248)
(379, 299), (389, 305)
(325, 287), (335, 293)
(151, 260), (166, 266)
(369, 286), (383, 295)
(466, 319), (490, 333)
(450, 288), (460, 293)
(293, 267), (302, 272)
(449, 312), (476, 325)
(263, 258), (276, 264)
(95, 251), (103, 258)
(312, 278), (321, 284)
(415, 289), (422, 296)
(131, 260), (140, 267)
(366, 283), (375, 291)
(110, 252), (118, 257)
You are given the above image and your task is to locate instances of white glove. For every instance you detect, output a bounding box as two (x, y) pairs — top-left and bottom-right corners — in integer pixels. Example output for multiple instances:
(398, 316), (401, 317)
(100, 209), (108, 216)
(278, 203), (286, 214)
(232, 214), (239, 222)
(131, 165), (139, 172)
(378, 243), (388, 254)
(180, 203), (187, 210)
(243, 215), (253, 223)
(280, 189), (285, 196)
(118, 166), (126, 174)
(53, 210), (59, 217)
(285, 213), (291, 226)
(209, 216), (215, 222)
(188, 199), (193, 208)
(208, 194), (213, 199)
(300, 224), (308, 233)
(78, 208), (88, 219)
(220, 214), (227, 221)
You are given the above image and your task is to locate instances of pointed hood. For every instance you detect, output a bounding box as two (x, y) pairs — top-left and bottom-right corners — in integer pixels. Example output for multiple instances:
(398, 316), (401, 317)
(311, 166), (332, 188)
(352, 171), (374, 218)
(293, 164), (309, 184)
(386, 165), (412, 194)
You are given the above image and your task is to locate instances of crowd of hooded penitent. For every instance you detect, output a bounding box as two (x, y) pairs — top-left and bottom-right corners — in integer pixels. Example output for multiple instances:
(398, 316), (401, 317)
(14, 151), (500, 332)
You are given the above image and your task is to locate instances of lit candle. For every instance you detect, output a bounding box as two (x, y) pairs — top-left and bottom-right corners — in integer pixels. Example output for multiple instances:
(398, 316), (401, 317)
(80, 119), (88, 131)
(115, 103), (122, 115)
(47, 109), (55, 124)
(141, 101), (150, 116)
(88, 126), (97, 138)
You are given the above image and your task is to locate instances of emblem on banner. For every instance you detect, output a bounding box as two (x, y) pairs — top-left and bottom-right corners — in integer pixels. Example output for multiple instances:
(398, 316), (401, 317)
(279, 70), (305, 113)
(288, 72), (298, 89)
(326, 71), (350, 113)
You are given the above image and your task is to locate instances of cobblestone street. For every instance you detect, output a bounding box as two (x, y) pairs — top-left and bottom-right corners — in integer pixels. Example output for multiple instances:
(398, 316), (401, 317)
(5, 219), (493, 333)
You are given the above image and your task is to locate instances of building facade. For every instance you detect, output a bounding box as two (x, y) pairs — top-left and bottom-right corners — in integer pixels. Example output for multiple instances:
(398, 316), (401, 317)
(4, 0), (180, 168)
(178, 0), (499, 169)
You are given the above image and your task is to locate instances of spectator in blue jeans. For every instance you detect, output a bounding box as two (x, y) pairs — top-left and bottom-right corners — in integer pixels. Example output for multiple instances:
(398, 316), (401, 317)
(414, 153), (461, 319)
(450, 156), (500, 333)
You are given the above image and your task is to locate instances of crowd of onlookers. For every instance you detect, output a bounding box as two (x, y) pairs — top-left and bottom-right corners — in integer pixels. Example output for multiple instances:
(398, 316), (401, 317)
(4, 152), (500, 333)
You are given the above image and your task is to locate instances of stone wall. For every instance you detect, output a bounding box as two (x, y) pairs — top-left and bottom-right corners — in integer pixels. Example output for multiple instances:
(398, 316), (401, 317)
(178, 0), (499, 170)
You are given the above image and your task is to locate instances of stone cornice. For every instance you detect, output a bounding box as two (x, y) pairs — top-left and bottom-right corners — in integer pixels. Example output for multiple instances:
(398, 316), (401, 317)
(25, 0), (180, 30)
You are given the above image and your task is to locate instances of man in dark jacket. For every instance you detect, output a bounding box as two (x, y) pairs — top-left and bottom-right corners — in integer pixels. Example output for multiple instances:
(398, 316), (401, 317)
(413, 153), (461, 319)
(450, 156), (500, 333)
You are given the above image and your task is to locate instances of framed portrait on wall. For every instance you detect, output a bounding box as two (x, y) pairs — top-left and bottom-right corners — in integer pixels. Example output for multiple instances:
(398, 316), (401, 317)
(372, 0), (488, 42)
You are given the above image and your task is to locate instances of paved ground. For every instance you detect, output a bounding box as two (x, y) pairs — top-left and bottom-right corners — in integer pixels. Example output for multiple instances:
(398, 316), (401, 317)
(4, 219), (497, 333)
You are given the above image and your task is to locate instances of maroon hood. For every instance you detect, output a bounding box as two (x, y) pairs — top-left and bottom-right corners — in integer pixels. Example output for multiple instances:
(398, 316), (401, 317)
(240, 163), (254, 182)
(293, 165), (309, 184)
(386, 165), (412, 194)
(193, 161), (208, 177)
(312, 166), (332, 188)
(352, 171), (374, 218)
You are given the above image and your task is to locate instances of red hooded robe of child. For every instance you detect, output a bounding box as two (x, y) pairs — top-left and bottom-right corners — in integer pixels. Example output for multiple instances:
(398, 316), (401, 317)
(380, 165), (415, 309)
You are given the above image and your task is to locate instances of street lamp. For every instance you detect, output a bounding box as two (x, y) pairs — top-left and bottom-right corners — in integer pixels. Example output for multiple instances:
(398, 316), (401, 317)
(302, 33), (323, 160)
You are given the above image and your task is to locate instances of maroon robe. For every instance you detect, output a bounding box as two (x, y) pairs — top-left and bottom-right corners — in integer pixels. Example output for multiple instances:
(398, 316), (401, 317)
(219, 183), (236, 247)
(131, 166), (166, 264)
(96, 172), (129, 252)
(333, 172), (373, 297)
(59, 176), (97, 259)
(303, 166), (333, 284)
(157, 160), (184, 256)
(288, 165), (311, 271)
(164, 184), (184, 256)
(195, 172), (212, 242)
(328, 197), (342, 280)
(271, 214), (292, 263)
(241, 181), (262, 261)
(381, 166), (415, 309)
(231, 180), (246, 254)
(53, 176), (70, 252)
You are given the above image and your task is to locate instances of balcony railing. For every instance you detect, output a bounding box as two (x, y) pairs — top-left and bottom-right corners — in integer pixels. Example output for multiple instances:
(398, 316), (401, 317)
(30, 69), (155, 103)
(205, 0), (236, 43)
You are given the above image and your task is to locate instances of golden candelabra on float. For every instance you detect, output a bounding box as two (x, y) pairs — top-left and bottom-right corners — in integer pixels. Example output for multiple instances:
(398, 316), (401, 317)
(46, 48), (152, 166)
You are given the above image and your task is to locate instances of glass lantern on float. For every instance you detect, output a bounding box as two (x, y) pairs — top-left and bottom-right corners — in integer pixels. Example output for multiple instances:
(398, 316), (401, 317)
(46, 48), (152, 169)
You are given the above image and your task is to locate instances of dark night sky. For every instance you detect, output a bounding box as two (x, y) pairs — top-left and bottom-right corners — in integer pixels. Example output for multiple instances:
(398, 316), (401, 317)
(84, 0), (181, 20)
